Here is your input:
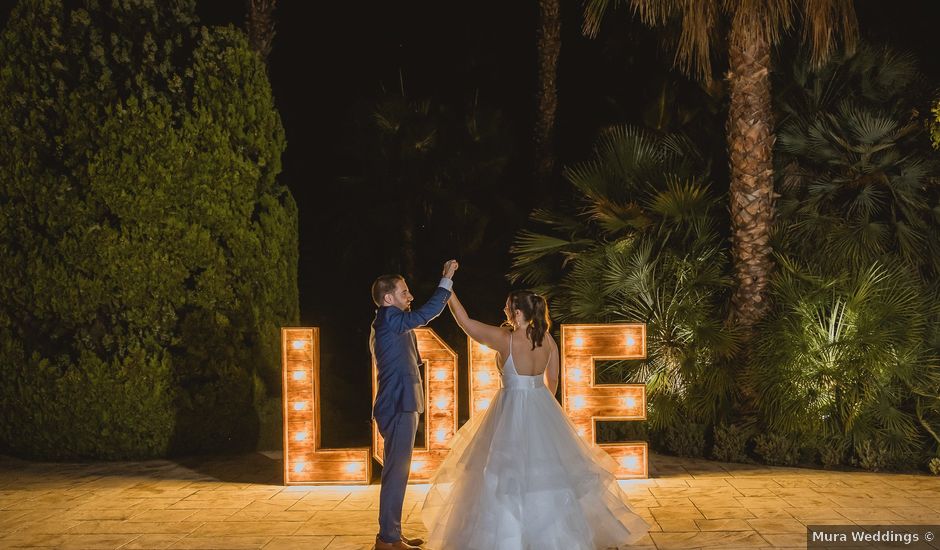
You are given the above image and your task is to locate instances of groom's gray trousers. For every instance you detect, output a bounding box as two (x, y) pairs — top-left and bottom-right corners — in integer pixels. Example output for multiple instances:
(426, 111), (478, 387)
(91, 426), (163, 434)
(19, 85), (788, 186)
(378, 411), (419, 544)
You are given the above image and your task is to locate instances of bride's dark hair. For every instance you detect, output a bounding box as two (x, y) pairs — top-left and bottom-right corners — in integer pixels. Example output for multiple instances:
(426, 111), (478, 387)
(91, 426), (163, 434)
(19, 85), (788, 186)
(507, 290), (551, 349)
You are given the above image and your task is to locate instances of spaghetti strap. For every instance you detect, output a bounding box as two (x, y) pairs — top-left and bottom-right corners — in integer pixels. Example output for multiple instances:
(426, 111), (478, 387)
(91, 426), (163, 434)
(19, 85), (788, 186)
(508, 331), (513, 360)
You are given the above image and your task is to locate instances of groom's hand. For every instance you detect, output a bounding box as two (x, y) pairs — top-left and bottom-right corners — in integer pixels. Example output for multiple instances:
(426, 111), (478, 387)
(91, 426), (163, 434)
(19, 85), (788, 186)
(442, 259), (459, 279)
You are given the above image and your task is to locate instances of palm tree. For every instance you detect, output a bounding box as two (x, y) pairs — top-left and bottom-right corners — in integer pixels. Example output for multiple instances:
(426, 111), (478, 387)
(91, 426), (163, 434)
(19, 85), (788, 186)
(751, 261), (937, 469)
(246, 0), (277, 63)
(510, 126), (738, 429)
(774, 44), (940, 279)
(583, 0), (858, 334)
(534, 0), (561, 187)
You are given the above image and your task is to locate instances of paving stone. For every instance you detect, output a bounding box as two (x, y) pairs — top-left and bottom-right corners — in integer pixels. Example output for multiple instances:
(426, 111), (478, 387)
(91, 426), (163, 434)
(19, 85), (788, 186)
(66, 520), (203, 535)
(188, 521), (300, 537)
(167, 535), (273, 549)
(695, 518), (753, 531)
(127, 509), (199, 522)
(783, 506), (846, 521)
(294, 510), (378, 536)
(747, 517), (808, 534)
(120, 533), (188, 549)
(650, 530), (769, 548)
(700, 507), (757, 520)
(261, 535), (333, 550)
(322, 535), (375, 549)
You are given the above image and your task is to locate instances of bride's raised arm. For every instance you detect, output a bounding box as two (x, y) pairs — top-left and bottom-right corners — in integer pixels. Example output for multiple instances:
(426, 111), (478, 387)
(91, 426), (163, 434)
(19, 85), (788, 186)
(447, 292), (506, 350)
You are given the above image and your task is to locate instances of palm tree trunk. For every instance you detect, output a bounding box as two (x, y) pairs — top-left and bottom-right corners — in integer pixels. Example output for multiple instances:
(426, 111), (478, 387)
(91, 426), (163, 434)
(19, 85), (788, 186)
(534, 0), (561, 186)
(246, 0), (277, 63)
(726, 21), (775, 333)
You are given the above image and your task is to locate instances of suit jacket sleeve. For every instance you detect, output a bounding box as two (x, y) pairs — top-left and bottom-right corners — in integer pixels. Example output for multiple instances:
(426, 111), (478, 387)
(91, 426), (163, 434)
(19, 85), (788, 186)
(385, 286), (452, 334)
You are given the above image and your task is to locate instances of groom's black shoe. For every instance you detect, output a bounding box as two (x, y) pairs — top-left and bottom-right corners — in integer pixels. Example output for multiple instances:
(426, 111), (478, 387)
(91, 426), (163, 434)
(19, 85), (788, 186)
(374, 534), (422, 549)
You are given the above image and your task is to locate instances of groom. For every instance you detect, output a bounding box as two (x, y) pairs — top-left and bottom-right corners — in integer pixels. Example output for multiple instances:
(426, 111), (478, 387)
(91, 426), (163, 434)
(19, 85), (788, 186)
(371, 260), (458, 550)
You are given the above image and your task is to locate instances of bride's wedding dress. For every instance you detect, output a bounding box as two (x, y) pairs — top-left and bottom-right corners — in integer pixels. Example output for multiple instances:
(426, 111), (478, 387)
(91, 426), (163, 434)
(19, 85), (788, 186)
(420, 333), (650, 550)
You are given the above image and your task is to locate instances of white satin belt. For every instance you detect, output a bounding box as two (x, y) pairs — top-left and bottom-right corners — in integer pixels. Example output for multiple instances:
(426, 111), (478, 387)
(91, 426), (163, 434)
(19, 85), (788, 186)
(501, 374), (544, 390)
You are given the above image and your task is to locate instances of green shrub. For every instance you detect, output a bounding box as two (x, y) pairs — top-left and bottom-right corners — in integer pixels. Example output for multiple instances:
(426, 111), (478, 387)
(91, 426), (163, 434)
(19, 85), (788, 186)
(817, 435), (849, 468)
(711, 423), (751, 463)
(597, 420), (648, 445)
(751, 263), (936, 471)
(663, 422), (707, 458)
(928, 457), (940, 475)
(0, 0), (298, 459)
(852, 440), (891, 472)
(753, 432), (801, 467)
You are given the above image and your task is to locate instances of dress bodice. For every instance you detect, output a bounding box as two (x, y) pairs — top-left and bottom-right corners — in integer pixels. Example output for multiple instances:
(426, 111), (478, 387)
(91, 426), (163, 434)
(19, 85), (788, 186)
(500, 333), (546, 390)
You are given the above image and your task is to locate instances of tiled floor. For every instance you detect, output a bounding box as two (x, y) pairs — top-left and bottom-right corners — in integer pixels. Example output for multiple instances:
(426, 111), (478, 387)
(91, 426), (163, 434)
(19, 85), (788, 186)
(1, 452), (938, 549)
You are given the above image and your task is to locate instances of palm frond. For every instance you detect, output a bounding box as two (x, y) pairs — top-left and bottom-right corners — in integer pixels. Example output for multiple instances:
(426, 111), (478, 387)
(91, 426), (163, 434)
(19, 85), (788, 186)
(799, 0), (858, 67)
(511, 124), (732, 429)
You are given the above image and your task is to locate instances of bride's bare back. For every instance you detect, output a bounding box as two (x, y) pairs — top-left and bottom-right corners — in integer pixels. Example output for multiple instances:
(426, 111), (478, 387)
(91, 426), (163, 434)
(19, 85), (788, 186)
(495, 328), (556, 377)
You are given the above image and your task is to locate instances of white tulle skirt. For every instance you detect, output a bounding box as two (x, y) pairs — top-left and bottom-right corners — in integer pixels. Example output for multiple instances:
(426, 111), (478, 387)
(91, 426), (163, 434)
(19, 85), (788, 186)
(420, 383), (649, 550)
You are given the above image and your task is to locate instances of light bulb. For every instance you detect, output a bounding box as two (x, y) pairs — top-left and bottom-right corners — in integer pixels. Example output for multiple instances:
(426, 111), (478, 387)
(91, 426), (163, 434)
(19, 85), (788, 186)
(293, 462), (305, 473)
(435, 429), (446, 442)
(295, 432), (307, 442)
(478, 371), (491, 383)
(626, 336), (636, 347)
(574, 336), (585, 347)
(344, 462), (362, 474)
(294, 401), (307, 411)
(292, 370), (305, 380)
(291, 340), (305, 350)
(624, 397), (637, 409)
(572, 396), (586, 409)
(434, 370), (446, 381)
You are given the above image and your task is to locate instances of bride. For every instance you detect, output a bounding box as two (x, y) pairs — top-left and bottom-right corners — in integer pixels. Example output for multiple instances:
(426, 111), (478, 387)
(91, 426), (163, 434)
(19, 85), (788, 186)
(420, 290), (650, 549)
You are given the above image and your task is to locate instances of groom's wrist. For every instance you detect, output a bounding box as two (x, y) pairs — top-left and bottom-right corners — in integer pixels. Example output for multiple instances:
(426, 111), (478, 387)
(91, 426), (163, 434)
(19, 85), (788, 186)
(438, 277), (454, 292)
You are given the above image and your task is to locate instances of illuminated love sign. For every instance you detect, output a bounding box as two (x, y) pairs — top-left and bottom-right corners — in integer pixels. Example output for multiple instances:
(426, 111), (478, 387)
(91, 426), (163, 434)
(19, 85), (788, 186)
(282, 323), (647, 485)
(467, 340), (500, 417)
(561, 324), (648, 478)
(281, 328), (372, 484)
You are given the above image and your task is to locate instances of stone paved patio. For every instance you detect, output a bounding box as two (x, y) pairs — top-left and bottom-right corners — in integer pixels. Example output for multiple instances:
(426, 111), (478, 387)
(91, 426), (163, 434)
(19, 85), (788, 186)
(1, 451), (938, 549)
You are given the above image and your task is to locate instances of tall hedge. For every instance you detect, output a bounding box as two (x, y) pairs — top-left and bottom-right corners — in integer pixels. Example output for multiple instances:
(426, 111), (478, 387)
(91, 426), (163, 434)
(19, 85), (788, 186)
(0, 0), (299, 459)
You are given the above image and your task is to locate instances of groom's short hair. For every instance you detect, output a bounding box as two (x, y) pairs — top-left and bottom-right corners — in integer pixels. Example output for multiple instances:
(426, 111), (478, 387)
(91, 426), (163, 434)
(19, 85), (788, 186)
(372, 274), (404, 307)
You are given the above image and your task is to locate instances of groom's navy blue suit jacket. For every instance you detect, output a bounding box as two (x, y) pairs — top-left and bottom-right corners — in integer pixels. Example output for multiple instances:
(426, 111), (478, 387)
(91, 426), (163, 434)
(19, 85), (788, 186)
(371, 285), (451, 435)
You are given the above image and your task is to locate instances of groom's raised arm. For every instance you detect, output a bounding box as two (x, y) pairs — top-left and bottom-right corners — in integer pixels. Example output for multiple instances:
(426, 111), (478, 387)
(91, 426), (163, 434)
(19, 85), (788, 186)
(386, 282), (451, 334)
(386, 260), (458, 334)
